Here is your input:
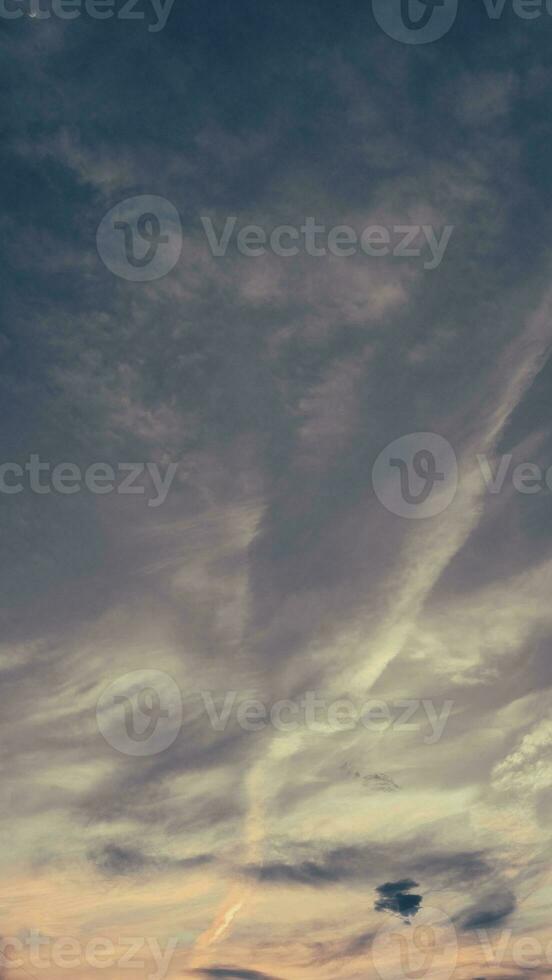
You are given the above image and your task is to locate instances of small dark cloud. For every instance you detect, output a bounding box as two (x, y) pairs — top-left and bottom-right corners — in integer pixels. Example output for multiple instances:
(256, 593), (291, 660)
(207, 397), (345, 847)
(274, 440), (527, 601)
(191, 969), (283, 980)
(375, 880), (422, 918)
(89, 843), (148, 876)
(377, 877), (419, 893)
(458, 889), (516, 931)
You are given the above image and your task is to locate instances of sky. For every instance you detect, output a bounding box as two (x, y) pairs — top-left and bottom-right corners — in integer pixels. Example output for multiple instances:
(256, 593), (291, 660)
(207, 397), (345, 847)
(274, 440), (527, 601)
(1, 1), (552, 979)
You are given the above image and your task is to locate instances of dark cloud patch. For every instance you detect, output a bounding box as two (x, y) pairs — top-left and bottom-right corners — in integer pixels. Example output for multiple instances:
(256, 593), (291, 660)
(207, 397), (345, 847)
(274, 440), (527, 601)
(375, 879), (422, 918)
(341, 928), (378, 957)
(458, 889), (517, 931)
(251, 860), (342, 886)
(191, 969), (283, 980)
(89, 843), (149, 876)
(417, 850), (493, 885)
(88, 842), (213, 877)
(245, 841), (494, 890)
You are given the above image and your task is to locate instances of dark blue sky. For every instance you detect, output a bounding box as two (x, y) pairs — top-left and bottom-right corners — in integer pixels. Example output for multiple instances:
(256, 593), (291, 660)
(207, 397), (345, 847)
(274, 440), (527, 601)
(1, 2), (552, 977)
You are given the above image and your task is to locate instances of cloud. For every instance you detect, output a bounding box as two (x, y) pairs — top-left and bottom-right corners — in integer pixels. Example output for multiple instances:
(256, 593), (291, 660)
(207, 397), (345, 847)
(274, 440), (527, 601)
(458, 889), (517, 931)
(191, 970), (283, 980)
(89, 842), (150, 876)
(248, 860), (341, 886)
(88, 842), (213, 877)
(374, 879), (422, 918)
(244, 842), (495, 891)
(3, 7), (552, 978)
